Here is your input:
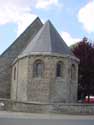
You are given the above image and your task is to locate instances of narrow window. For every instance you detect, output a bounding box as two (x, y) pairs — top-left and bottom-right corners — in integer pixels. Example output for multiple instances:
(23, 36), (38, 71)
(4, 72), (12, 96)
(71, 64), (76, 81)
(14, 67), (16, 80)
(33, 60), (44, 78)
(56, 61), (63, 77)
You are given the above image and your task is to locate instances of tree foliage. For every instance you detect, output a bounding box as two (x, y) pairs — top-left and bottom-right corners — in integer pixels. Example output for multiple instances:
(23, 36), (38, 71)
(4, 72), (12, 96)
(72, 37), (94, 101)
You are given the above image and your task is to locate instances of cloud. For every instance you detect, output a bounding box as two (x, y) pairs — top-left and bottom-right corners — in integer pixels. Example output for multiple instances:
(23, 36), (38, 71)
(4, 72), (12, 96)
(0, 0), (62, 36)
(0, 0), (37, 36)
(61, 32), (81, 46)
(78, 1), (94, 33)
(36, 0), (62, 9)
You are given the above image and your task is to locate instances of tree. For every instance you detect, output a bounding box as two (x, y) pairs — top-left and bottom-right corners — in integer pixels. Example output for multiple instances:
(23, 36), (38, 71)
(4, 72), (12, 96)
(72, 37), (94, 102)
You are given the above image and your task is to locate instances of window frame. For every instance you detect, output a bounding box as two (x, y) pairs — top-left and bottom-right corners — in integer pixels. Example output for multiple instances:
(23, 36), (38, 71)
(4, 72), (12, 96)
(33, 59), (44, 78)
(14, 67), (16, 80)
(56, 61), (63, 78)
(71, 64), (76, 81)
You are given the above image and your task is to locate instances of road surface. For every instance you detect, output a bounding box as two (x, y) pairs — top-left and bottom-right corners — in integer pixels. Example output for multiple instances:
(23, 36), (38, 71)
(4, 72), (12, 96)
(0, 111), (94, 125)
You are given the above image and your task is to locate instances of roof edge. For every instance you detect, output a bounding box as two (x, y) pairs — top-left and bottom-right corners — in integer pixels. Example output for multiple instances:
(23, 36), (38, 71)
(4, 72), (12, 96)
(1, 17), (43, 56)
(12, 53), (79, 65)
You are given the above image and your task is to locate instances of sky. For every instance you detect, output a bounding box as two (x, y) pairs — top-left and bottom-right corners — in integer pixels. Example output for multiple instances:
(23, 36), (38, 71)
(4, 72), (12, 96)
(0, 0), (94, 54)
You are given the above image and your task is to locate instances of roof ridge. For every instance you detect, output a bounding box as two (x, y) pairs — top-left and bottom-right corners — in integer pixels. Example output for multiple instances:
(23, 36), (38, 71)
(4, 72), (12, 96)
(18, 19), (74, 58)
(1, 17), (42, 57)
(46, 21), (52, 53)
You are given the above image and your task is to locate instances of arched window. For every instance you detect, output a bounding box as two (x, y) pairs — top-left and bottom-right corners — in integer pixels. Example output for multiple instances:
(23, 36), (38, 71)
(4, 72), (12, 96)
(71, 64), (76, 81)
(14, 67), (16, 80)
(33, 60), (44, 78)
(56, 61), (63, 77)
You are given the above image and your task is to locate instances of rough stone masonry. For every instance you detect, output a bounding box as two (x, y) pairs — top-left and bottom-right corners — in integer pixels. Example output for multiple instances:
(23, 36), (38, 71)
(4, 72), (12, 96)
(0, 17), (80, 114)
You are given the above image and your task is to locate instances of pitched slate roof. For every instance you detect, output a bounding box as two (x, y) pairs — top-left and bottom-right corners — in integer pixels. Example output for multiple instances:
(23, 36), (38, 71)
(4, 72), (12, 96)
(0, 17), (43, 98)
(1, 17), (43, 57)
(19, 20), (74, 58)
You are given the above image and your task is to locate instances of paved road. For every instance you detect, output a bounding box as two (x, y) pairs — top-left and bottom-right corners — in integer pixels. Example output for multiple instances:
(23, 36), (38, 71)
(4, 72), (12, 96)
(0, 111), (94, 125)
(0, 118), (94, 125)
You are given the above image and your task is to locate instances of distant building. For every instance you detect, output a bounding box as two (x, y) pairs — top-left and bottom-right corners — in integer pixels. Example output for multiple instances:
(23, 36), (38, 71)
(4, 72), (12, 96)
(0, 17), (79, 104)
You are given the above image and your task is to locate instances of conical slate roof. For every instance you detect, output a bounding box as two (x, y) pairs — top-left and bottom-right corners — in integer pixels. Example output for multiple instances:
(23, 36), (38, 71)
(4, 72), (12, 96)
(19, 20), (74, 58)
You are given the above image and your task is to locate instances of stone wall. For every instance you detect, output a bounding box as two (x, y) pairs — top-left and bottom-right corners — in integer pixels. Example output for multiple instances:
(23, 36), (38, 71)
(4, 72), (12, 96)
(0, 18), (43, 98)
(11, 57), (29, 101)
(28, 56), (51, 103)
(11, 63), (18, 100)
(28, 55), (68, 103)
(13, 102), (94, 115)
(12, 54), (78, 103)
(0, 99), (94, 114)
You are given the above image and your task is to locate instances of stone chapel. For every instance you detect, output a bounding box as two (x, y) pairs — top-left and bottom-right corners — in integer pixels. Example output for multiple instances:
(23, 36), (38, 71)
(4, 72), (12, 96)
(0, 17), (79, 105)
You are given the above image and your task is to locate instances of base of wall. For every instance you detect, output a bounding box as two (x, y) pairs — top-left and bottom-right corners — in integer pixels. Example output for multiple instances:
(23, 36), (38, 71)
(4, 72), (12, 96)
(0, 98), (94, 115)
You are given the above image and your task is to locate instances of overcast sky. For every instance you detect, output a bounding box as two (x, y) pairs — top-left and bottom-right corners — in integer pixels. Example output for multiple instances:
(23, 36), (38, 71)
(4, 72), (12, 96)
(0, 0), (94, 54)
